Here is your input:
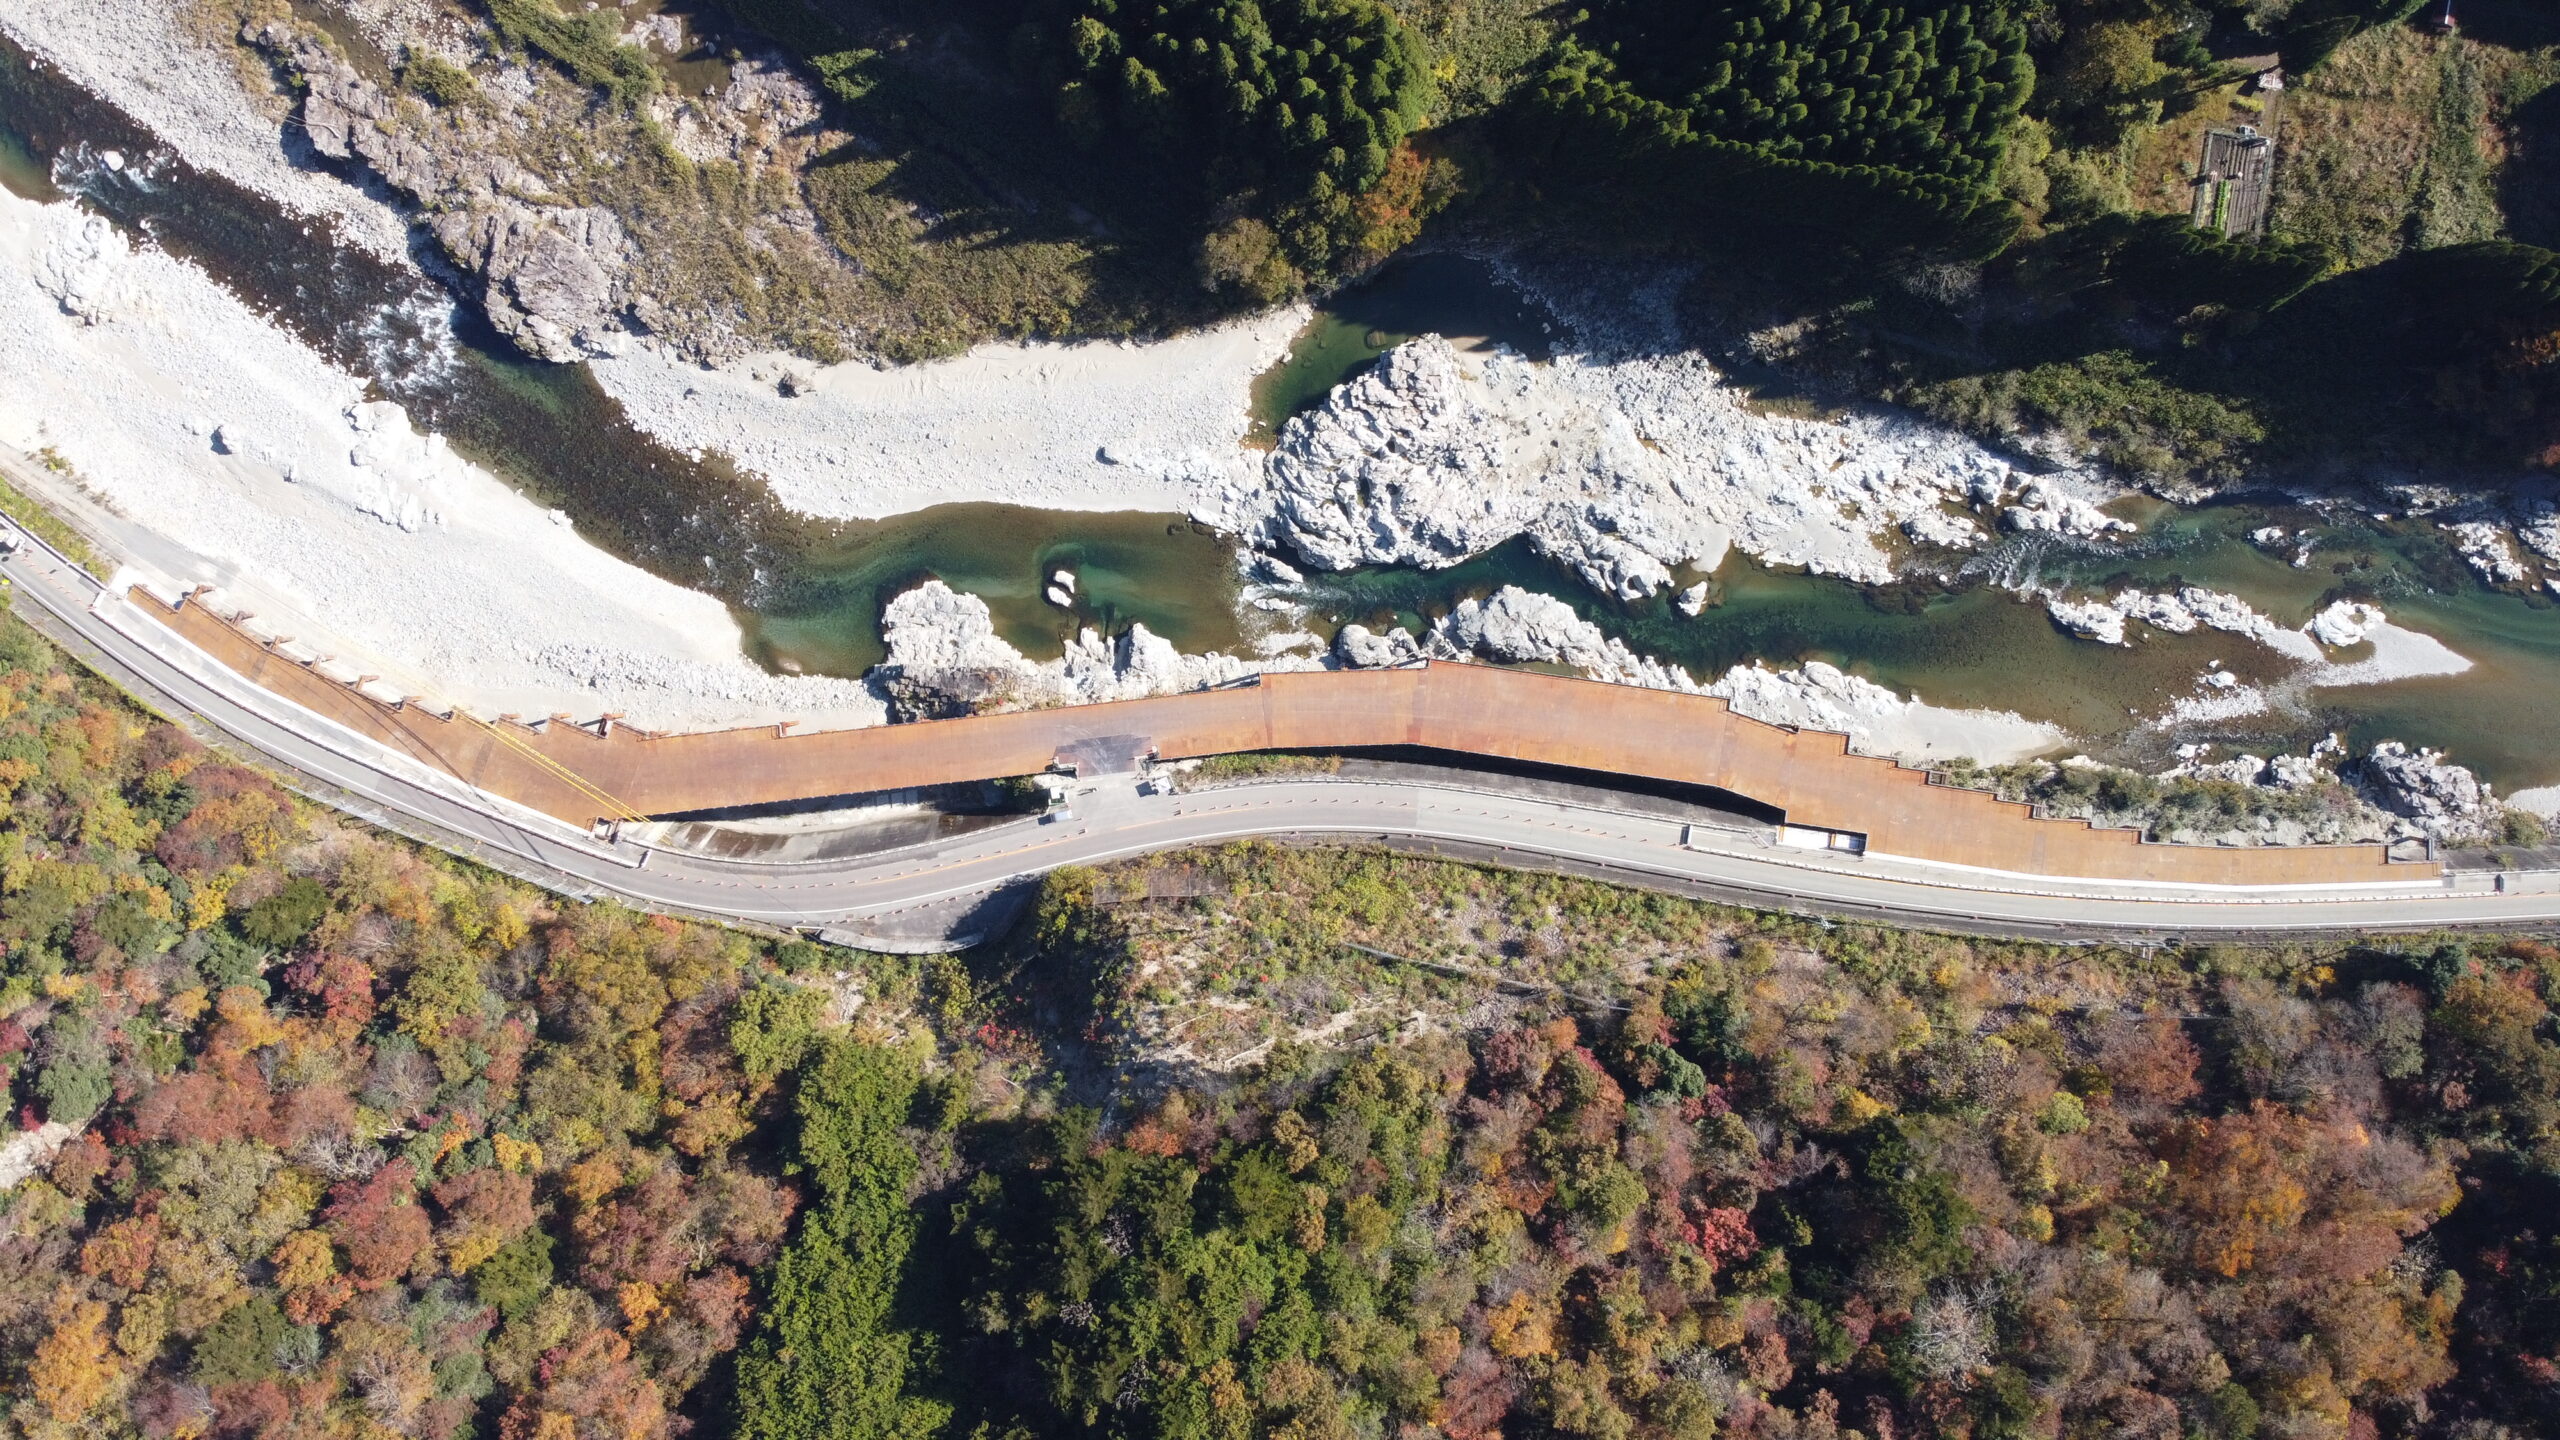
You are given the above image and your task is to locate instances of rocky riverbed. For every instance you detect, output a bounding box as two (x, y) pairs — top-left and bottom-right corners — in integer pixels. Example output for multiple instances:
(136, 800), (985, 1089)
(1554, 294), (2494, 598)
(1204, 335), (2111, 596)
(4, 1), (2556, 850)
(245, 12), (837, 364)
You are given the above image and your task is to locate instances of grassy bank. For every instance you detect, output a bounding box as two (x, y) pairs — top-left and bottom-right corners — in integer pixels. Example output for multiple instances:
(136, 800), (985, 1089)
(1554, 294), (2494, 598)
(0, 452), (108, 578)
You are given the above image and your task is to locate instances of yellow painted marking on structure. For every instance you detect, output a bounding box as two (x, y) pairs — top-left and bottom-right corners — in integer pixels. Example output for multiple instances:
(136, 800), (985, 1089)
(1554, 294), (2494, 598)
(459, 713), (650, 825)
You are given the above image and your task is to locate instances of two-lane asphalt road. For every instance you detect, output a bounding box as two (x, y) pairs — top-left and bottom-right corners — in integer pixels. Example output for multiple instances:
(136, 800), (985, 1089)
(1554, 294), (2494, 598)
(6, 517), (2558, 944)
(672, 777), (2560, 939)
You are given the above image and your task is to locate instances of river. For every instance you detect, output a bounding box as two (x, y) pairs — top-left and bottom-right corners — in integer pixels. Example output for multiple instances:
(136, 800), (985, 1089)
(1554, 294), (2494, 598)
(0, 37), (1241, 676)
(6, 35), (2559, 791)
(1289, 484), (2560, 788)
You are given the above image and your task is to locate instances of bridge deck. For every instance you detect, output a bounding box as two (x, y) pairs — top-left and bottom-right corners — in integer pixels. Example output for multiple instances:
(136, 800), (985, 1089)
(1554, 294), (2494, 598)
(149, 592), (2425, 888)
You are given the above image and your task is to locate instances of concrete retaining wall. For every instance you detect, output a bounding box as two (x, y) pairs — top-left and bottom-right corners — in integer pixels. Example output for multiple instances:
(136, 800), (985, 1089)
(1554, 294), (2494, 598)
(148, 591), (2427, 888)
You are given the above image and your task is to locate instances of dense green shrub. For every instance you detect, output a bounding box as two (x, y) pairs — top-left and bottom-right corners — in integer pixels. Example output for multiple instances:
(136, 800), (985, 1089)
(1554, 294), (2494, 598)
(1583, 0), (2035, 185)
(735, 1038), (948, 1440)
(773, 937), (832, 975)
(2207, 237), (2560, 467)
(1523, 39), (2024, 261)
(192, 1295), (294, 1388)
(398, 52), (481, 108)
(470, 1228), (556, 1323)
(480, 0), (660, 107)
(729, 980), (828, 1084)
(2043, 211), (2332, 312)
(2391, 238), (2560, 333)
(239, 875), (329, 949)
(34, 1014), (113, 1123)
(1022, 0), (1433, 281)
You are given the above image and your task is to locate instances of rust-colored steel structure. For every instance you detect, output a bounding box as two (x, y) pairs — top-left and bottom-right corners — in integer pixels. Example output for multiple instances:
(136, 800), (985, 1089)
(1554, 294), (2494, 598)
(153, 593), (2426, 887)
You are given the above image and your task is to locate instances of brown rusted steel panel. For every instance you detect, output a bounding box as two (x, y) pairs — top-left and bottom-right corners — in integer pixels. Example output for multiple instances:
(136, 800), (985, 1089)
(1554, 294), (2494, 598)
(146, 594), (2427, 885)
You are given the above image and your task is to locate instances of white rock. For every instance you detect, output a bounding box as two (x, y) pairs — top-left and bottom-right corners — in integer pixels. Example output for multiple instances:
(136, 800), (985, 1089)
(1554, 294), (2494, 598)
(34, 213), (145, 325)
(2516, 500), (2560, 566)
(1703, 660), (2063, 762)
(2357, 741), (2499, 840)
(1045, 584), (1072, 608)
(342, 401), (462, 532)
(0, 1122), (79, 1191)
(2267, 755), (2325, 789)
(1427, 587), (1697, 688)
(2442, 520), (2530, 585)
(1332, 624), (1425, 669)
(2308, 600), (2386, 647)
(2392, 484), (2459, 515)
(2116, 589), (2202, 634)
(1210, 336), (2030, 598)
(1255, 630), (1325, 658)
(2151, 685), (2272, 725)
(1902, 507), (1983, 549)
(874, 580), (1308, 719)
(877, 581), (1041, 696)
(630, 11), (687, 52)
(2249, 525), (2287, 548)
(1675, 581), (1711, 617)
(2170, 754), (2269, 785)
(2173, 587), (2281, 643)
(2042, 585), (2304, 652)
(2001, 481), (2136, 539)
(2047, 597), (2129, 645)
(1052, 569), (1076, 593)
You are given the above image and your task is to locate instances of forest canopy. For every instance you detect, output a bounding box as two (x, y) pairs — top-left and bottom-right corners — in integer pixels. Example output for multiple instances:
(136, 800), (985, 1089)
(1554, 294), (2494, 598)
(6, 593), (2560, 1439)
(1578, 0), (2037, 186)
(688, 0), (2560, 463)
(1022, 0), (1436, 295)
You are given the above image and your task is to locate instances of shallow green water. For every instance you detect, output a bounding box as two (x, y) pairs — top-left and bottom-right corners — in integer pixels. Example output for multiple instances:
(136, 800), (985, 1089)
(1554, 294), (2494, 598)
(1247, 252), (1559, 443)
(1297, 507), (2560, 789)
(1298, 543), (2277, 741)
(0, 125), (52, 202)
(740, 509), (1240, 677)
(2089, 504), (2560, 788)
(2342, 586), (2560, 788)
